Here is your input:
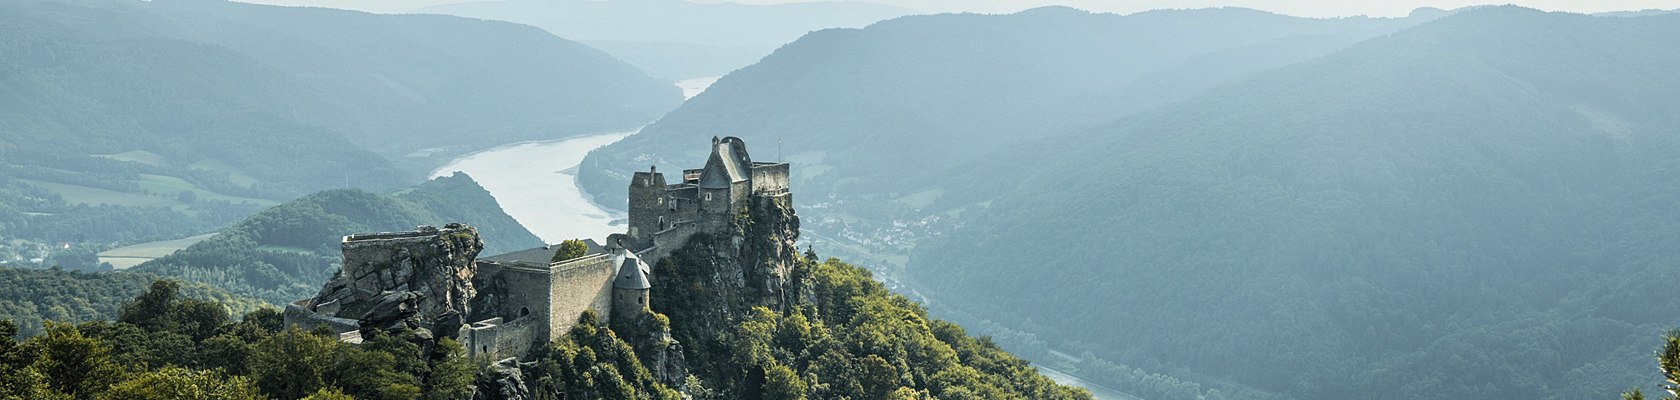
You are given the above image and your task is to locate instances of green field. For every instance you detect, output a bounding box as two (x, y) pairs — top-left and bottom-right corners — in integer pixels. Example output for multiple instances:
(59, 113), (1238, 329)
(98, 233), (217, 269)
(93, 150), (169, 166)
(135, 174), (274, 205)
(18, 179), (177, 207)
(19, 173), (276, 210)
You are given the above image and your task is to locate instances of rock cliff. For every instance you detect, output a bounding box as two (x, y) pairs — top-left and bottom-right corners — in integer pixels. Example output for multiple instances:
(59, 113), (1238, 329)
(306, 223), (484, 336)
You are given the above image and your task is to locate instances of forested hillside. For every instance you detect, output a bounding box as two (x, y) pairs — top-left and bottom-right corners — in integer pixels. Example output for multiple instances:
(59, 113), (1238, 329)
(578, 6), (1436, 261)
(134, 173), (543, 305)
(0, 0), (677, 271)
(0, 255), (1087, 399)
(0, 268), (263, 337)
(914, 8), (1680, 399)
(1, 0), (676, 196)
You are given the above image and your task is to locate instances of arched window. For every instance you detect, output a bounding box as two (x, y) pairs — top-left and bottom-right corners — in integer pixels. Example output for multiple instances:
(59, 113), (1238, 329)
(519, 307), (530, 318)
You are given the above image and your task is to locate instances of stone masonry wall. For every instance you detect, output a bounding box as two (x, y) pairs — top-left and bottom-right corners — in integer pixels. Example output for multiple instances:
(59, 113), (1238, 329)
(547, 254), (618, 334)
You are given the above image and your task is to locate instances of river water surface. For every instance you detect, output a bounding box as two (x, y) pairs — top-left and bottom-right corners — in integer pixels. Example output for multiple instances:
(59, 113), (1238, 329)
(430, 131), (634, 243)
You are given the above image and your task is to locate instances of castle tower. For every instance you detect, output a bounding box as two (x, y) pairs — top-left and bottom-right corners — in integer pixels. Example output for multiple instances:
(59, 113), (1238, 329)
(611, 253), (652, 324)
(698, 137), (751, 232)
(627, 166), (666, 248)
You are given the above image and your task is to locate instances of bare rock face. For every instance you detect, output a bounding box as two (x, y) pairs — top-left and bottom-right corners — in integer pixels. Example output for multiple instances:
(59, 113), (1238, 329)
(307, 223), (484, 335)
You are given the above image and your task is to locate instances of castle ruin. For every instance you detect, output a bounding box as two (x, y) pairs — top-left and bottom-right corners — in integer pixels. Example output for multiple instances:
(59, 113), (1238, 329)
(285, 136), (791, 362)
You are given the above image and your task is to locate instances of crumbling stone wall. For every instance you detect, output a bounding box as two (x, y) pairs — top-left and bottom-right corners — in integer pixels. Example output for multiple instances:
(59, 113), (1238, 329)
(302, 223), (483, 335)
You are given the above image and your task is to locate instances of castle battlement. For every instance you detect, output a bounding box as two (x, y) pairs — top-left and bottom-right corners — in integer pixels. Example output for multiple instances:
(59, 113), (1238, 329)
(626, 136), (791, 263)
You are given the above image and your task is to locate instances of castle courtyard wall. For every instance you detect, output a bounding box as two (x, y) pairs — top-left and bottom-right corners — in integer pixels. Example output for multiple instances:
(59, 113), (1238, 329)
(548, 254), (619, 333)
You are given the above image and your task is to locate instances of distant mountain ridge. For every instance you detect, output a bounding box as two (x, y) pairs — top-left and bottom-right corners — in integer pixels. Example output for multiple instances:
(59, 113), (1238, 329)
(417, 0), (917, 79)
(0, 0), (675, 270)
(577, 6), (1439, 264)
(0, 0), (679, 198)
(914, 7), (1680, 400)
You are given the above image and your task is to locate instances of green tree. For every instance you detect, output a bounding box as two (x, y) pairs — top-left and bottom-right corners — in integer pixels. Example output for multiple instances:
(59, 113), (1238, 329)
(0, 320), (59, 400)
(328, 333), (422, 400)
(551, 239), (589, 263)
(301, 387), (356, 400)
(424, 338), (477, 400)
(249, 327), (337, 399)
(117, 280), (228, 341)
(25, 322), (124, 398)
(97, 367), (263, 400)
(762, 362), (807, 400)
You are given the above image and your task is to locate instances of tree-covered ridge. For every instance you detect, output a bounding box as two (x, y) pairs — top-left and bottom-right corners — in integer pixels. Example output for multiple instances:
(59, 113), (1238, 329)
(0, 267), (263, 338)
(0, 0), (676, 273)
(914, 7), (1680, 400)
(654, 239), (1090, 399)
(522, 310), (682, 400)
(1, 0), (677, 189)
(0, 280), (476, 400)
(134, 173), (543, 305)
(0, 256), (1081, 399)
(579, 6), (1435, 209)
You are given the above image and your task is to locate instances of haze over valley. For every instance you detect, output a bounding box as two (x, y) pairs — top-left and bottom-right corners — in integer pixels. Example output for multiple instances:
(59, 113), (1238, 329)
(4, 1), (1680, 399)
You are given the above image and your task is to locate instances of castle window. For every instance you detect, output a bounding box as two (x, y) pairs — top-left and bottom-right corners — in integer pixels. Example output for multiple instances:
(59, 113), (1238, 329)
(519, 307), (530, 318)
(705, 193), (712, 201)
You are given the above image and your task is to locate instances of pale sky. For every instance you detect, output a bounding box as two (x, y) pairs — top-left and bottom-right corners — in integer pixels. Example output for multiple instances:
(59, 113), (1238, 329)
(245, 0), (1680, 18)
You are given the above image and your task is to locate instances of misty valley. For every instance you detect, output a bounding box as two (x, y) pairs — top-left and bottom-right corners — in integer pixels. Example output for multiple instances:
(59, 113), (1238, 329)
(3, 1), (1680, 399)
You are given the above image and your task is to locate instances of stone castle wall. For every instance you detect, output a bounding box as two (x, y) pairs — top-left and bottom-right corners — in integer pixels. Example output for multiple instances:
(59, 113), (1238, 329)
(461, 316), (540, 361)
(546, 254), (618, 335)
(750, 163), (789, 194)
(648, 222), (699, 264)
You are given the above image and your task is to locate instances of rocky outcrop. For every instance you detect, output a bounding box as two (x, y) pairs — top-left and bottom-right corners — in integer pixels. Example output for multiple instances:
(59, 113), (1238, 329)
(305, 223), (484, 335)
(648, 194), (801, 387)
(475, 358), (531, 400)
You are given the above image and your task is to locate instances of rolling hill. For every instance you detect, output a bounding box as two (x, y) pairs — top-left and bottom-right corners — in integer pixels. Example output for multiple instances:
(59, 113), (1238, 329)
(134, 173), (544, 305)
(912, 7), (1680, 400)
(0, 0), (676, 268)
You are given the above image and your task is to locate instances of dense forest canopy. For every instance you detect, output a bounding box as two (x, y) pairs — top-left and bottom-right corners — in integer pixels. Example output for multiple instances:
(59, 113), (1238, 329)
(0, 253), (1088, 399)
(0, 268), (262, 338)
(913, 7), (1680, 399)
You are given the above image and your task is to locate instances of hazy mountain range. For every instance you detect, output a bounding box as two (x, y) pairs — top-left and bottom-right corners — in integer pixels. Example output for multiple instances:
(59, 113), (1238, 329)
(415, 0), (916, 79)
(577, 5), (1680, 399)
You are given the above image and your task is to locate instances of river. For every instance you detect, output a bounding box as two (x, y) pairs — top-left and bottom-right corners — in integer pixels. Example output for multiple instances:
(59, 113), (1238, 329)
(430, 76), (721, 243)
(429, 131), (634, 243)
(427, 77), (1136, 398)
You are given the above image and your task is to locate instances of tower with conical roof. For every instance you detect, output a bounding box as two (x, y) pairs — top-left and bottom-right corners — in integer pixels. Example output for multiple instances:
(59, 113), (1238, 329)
(612, 251), (652, 324)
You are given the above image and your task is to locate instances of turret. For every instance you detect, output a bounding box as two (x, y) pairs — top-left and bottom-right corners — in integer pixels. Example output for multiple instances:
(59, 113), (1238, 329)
(611, 253), (652, 325)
